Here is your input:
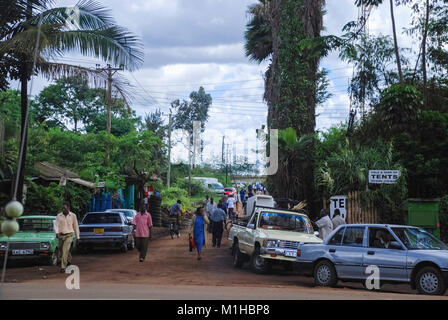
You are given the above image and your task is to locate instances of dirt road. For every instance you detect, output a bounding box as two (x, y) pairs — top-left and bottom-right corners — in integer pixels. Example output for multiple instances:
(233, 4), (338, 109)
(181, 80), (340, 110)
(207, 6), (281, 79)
(2, 227), (448, 299)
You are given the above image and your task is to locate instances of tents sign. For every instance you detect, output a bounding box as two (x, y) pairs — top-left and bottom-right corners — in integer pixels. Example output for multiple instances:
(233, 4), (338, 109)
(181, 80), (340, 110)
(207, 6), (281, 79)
(369, 170), (401, 184)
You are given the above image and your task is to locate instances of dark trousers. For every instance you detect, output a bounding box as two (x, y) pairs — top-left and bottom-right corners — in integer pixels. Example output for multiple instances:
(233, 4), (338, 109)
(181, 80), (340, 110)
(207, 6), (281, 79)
(228, 208), (234, 219)
(212, 221), (224, 247)
(135, 237), (149, 260)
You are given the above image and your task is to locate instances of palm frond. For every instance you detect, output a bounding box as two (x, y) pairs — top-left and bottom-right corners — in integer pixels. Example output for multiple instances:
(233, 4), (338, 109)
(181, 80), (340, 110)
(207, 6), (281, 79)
(29, 0), (115, 31)
(44, 27), (143, 71)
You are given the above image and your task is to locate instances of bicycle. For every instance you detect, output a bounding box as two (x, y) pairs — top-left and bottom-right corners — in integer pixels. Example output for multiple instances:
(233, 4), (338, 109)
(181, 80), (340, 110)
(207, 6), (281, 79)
(169, 215), (180, 239)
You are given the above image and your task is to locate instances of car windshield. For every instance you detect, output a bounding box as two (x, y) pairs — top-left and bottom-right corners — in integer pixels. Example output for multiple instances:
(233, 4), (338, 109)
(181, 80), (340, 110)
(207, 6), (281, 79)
(18, 218), (54, 232)
(259, 212), (313, 233)
(111, 210), (134, 218)
(392, 227), (448, 250)
(82, 213), (122, 224)
(212, 183), (223, 189)
(224, 188), (233, 192)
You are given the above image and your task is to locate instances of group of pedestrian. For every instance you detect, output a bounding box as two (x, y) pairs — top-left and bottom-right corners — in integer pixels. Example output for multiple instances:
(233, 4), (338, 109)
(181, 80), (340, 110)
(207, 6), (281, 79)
(314, 208), (346, 241)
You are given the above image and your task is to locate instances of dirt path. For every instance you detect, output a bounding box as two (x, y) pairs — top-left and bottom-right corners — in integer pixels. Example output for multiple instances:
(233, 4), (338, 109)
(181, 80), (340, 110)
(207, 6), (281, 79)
(2, 227), (448, 299)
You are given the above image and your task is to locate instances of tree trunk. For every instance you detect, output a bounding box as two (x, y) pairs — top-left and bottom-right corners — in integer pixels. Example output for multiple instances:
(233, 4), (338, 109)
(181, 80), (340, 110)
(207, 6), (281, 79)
(421, 0), (430, 107)
(16, 67), (29, 202)
(390, 0), (403, 83)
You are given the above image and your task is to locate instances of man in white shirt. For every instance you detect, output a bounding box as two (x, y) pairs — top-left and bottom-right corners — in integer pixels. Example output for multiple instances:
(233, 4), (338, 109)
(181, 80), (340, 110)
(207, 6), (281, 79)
(315, 209), (334, 241)
(226, 195), (236, 219)
(331, 209), (346, 229)
(54, 203), (80, 272)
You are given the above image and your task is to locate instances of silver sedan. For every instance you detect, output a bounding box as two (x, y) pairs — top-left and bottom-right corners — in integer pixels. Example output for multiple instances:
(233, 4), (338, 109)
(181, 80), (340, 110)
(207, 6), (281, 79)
(295, 224), (448, 295)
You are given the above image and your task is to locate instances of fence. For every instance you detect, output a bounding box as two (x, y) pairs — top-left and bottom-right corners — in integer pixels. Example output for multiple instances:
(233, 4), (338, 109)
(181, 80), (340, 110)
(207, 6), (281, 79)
(346, 191), (379, 224)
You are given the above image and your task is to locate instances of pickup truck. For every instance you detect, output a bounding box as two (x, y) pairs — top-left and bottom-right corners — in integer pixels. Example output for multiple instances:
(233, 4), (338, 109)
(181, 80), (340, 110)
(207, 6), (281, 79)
(228, 206), (322, 273)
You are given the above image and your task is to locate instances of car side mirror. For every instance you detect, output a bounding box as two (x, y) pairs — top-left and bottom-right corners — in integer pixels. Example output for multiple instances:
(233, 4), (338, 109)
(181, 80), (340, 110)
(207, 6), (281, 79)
(314, 231), (320, 237)
(389, 241), (403, 250)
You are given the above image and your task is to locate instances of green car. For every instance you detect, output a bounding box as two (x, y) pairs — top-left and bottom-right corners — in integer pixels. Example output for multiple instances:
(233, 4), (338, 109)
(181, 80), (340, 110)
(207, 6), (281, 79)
(0, 215), (76, 266)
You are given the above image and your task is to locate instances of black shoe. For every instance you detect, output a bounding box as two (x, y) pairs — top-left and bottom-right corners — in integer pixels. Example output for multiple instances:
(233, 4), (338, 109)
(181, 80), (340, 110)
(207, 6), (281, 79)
(139, 258), (144, 262)
(60, 268), (65, 273)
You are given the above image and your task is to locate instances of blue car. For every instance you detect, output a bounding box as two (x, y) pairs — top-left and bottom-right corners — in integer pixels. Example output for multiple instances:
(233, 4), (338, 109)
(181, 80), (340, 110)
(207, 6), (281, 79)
(295, 224), (448, 295)
(78, 212), (135, 253)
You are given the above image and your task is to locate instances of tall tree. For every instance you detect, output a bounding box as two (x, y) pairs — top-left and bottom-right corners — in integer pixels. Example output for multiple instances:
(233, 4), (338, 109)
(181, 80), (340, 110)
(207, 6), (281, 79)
(245, 0), (327, 215)
(0, 0), (144, 201)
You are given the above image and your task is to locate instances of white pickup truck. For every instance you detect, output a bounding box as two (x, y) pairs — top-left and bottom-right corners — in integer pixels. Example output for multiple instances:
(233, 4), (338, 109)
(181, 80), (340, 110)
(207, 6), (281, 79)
(228, 201), (322, 274)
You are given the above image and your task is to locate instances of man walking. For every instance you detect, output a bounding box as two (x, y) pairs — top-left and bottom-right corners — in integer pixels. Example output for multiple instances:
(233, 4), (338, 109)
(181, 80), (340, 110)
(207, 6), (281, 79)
(205, 197), (217, 233)
(132, 205), (153, 262)
(226, 195), (236, 219)
(169, 200), (182, 238)
(331, 209), (346, 229)
(210, 203), (227, 248)
(54, 203), (80, 273)
(315, 208), (334, 241)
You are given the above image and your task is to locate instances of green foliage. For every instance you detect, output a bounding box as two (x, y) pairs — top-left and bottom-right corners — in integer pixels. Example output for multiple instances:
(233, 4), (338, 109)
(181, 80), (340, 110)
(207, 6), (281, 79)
(173, 178), (205, 197)
(439, 195), (448, 243)
(24, 181), (64, 215)
(172, 87), (212, 135)
(377, 84), (423, 135)
(315, 126), (408, 223)
(393, 110), (448, 197)
(161, 187), (192, 212)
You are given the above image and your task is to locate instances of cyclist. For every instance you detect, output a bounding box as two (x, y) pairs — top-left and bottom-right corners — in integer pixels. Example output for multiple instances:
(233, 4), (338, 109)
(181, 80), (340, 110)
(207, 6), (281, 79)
(169, 200), (182, 239)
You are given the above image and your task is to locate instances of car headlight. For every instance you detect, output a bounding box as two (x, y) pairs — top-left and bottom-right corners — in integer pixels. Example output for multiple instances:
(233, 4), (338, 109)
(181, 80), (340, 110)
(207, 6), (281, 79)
(0, 242), (7, 250)
(263, 239), (279, 247)
(40, 242), (50, 250)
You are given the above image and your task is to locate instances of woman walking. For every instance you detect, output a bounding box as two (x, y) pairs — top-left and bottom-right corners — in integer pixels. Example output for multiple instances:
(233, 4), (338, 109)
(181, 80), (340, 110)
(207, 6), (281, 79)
(190, 206), (210, 260)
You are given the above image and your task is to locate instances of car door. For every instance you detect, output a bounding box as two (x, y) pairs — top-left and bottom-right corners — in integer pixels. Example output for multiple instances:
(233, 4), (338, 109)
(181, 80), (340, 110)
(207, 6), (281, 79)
(240, 212), (258, 254)
(330, 226), (368, 279)
(362, 227), (408, 282)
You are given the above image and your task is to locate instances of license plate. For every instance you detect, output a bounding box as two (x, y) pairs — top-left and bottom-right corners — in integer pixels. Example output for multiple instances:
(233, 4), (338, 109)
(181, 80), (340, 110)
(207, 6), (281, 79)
(284, 250), (297, 258)
(12, 249), (34, 255)
(94, 228), (104, 235)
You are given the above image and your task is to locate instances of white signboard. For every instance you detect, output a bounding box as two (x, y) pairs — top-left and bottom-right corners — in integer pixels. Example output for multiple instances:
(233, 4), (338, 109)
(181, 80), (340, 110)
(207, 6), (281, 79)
(330, 196), (347, 220)
(369, 170), (401, 184)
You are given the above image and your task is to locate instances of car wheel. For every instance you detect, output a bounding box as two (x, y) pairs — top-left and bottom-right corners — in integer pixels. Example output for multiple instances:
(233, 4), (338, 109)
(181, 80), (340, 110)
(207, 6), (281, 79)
(120, 241), (128, 253)
(48, 248), (58, 266)
(416, 266), (447, 295)
(251, 246), (271, 274)
(314, 260), (338, 287)
(128, 237), (135, 250)
(232, 243), (244, 268)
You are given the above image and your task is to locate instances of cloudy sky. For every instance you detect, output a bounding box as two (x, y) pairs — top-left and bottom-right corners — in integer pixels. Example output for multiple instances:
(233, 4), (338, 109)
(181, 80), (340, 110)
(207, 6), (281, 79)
(16, 0), (415, 167)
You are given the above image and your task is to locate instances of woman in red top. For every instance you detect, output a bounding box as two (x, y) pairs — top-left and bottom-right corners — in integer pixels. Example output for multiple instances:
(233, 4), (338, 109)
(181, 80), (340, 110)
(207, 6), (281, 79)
(132, 204), (153, 262)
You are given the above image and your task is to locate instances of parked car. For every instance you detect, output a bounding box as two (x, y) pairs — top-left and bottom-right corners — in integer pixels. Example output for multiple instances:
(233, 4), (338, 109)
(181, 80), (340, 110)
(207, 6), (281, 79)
(106, 209), (137, 223)
(0, 215), (76, 266)
(228, 202), (322, 274)
(224, 187), (237, 197)
(78, 212), (134, 253)
(295, 224), (448, 295)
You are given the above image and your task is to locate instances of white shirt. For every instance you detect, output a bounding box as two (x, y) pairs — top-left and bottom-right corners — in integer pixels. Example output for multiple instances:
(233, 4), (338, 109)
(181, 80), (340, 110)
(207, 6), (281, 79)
(331, 215), (346, 229)
(315, 215), (334, 241)
(227, 197), (236, 209)
(54, 212), (80, 239)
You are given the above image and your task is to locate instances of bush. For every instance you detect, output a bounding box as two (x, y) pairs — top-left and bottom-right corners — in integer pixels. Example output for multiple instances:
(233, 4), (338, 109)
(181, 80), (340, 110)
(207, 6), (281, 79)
(161, 187), (192, 212)
(439, 195), (448, 243)
(24, 181), (64, 215)
(173, 178), (206, 197)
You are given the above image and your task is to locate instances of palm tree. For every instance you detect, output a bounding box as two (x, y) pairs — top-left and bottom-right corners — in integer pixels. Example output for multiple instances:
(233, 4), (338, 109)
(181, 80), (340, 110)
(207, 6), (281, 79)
(0, 0), (144, 201)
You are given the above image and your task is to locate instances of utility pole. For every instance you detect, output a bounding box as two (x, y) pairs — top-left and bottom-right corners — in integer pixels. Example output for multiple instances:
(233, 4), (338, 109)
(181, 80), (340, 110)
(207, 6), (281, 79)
(167, 111), (173, 188)
(96, 64), (123, 134)
(221, 136), (225, 164)
(188, 132), (192, 196)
